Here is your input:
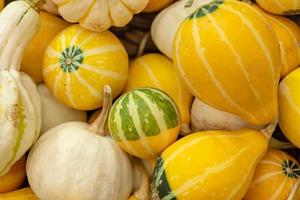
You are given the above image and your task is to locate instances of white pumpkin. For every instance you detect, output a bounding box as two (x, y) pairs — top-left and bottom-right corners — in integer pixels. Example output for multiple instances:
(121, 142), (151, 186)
(27, 86), (133, 200)
(191, 98), (262, 131)
(151, 0), (213, 58)
(38, 84), (87, 133)
(0, 0), (41, 176)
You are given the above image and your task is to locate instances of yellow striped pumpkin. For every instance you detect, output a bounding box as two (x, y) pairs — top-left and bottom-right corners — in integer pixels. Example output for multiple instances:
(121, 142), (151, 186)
(279, 68), (300, 148)
(244, 149), (300, 200)
(173, 0), (281, 126)
(43, 25), (129, 110)
(256, 0), (300, 15)
(251, 3), (300, 78)
(0, 156), (26, 194)
(124, 54), (193, 134)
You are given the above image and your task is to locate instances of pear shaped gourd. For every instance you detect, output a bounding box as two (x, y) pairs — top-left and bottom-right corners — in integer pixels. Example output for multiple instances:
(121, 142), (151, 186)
(124, 54), (193, 134)
(173, 0), (281, 127)
(244, 149), (300, 200)
(27, 86), (133, 200)
(0, 0), (41, 176)
(152, 121), (277, 200)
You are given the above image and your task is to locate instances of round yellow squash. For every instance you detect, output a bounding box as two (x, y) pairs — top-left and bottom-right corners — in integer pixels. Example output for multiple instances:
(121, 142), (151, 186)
(43, 25), (129, 110)
(256, 0), (300, 15)
(0, 156), (26, 194)
(174, 0), (281, 126)
(21, 11), (70, 83)
(279, 68), (300, 148)
(0, 188), (38, 200)
(244, 149), (300, 200)
(124, 53), (193, 134)
(143, 0), (175, 12)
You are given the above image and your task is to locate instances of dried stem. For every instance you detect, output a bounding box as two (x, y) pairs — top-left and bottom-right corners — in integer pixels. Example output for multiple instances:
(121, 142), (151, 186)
(89, 85), (112, 136)
(260, 114), (279, 141)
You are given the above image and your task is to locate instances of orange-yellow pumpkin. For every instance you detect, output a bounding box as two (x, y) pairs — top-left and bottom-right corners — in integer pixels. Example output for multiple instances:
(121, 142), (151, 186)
(143, 0), (175, 12)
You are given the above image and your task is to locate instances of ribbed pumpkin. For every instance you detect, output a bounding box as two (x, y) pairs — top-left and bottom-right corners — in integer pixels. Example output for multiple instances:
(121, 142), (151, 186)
(152, 128), (273, 200)
(108, 88), (180, 160)
(0, 188), (38, 200)
(124, 54), (193, 134)
(21, 11), (70, 83)
(52, 0), (149, 32)
(279, 68), (300, 148)
(0, 0), (42, 176)
(143, 0), (175, 12)
(244, 149), (300, 200)
(174, 0), (281, 126)
(0, 156), (26, 194)
(43, 24), (128, 110)
(251, 3), (300, 78)
(256, 0), (300, 15)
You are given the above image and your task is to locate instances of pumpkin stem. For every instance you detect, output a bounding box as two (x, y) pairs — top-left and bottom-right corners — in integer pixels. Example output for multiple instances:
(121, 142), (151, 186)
(131, 158), (151, 200)
(287, 177), (300, 200)
(261, 114), (278, 141)
(89, 85), (112, 136)
(136, 32), (150, 58)
(180, 123), (192, 136)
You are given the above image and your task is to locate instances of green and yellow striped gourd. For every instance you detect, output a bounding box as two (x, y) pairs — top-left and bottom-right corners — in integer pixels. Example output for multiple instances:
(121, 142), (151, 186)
(108, 88), (180, 160)
(173, 0), (281, 127)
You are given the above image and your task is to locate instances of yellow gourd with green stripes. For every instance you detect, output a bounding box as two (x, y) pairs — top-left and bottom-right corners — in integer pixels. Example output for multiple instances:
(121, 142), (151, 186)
(252, 3), (300, 78)
(279, 68), (300, 148)
(43, 25), (128, 110)
(244, 149), (300, 200)
(124, 54), (193, 134)
(256, 0), (300, 15)
(108, 88), (180, 160)
(143, 0), (175, 12)
(152, 129), (269, 200)
(173, 0), (281, 127)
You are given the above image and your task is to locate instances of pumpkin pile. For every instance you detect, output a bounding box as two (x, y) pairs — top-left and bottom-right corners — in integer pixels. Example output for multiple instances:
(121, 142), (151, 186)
(0, 0), (300, 200)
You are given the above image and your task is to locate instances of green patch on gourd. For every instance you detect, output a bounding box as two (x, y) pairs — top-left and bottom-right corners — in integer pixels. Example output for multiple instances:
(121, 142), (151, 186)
(188, 0), (223, 19)
(60, 46), (84, 73)
(0, 100), (26, 175)
(282, 160), (300, 178)
(153, 157), (177, 200)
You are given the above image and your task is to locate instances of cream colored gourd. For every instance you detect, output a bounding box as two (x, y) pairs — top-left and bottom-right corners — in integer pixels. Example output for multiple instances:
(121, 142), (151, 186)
(39, 0), (58, 15)
(191, 98), (262, 131)
(0, 0), (41, 176)
(151, 0), (213, 58)
(38, 84), (87, 133)
(52, 0), (149, 32)
(27, 86), (133, 200)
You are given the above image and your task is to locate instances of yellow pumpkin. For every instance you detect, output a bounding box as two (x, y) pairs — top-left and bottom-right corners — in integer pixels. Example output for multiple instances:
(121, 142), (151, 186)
(43, 25), (128, 110)
(279, 68), (300, 148)
(244, 149), (300, 200)
(0, 156), (26, 194)
(52, 0), (149, 32)
(143, 0), (175, 12)
(21, 11), (70, 83)
(0, 0), (3, 10)
(0, 188), (38, 200)
(124, 54), (193, 134)
(256, 0), (300, 15)
(251, 4), (300, 78)
(173, 0), (281, 126)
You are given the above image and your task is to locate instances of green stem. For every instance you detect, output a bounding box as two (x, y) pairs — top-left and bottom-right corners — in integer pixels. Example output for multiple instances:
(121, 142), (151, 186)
(89, 85), (112, 136)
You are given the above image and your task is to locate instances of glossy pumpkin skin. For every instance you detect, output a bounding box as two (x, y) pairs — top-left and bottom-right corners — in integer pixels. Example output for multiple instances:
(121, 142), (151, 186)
(0, 156), (26, 193)
(0, 188), (38, 200)
(256, 0), (300, 15)
(108, 88), (180, 160)
(52, 0), (149, 32)
(124, 54), (193, 134)
(143, 0), (175, 12)
(152, 129), (268, 200)
(21, 11), (70, 83)
(174, 0), (281, 126)
(43, 25), (128, 110)
(244, 149), (300, 200)
(279, 68), (300, 148)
